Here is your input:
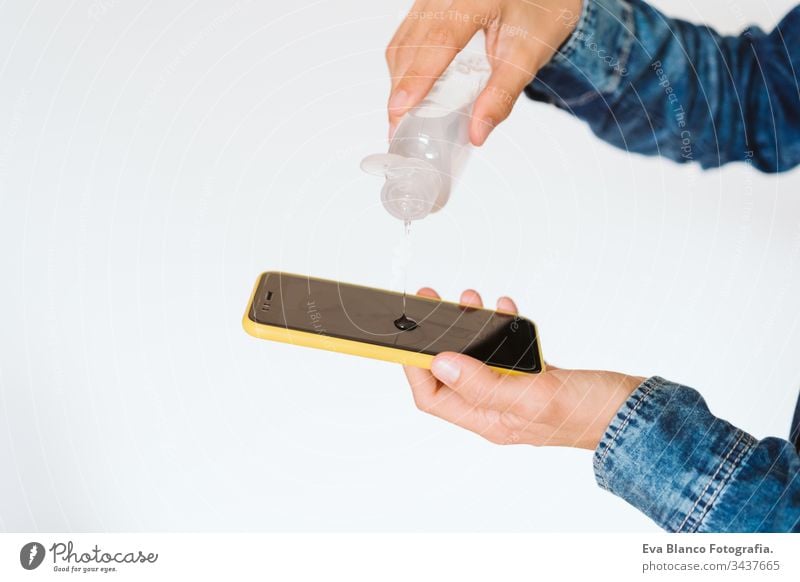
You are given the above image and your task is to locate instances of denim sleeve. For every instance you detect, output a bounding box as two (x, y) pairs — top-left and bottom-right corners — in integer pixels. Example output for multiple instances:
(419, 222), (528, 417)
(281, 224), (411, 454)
(594, 376), (800, 532)
(524, 0), (800, 173)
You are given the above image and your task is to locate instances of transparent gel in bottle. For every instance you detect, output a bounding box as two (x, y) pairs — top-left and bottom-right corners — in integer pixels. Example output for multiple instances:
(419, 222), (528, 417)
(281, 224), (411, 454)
(361, 53), (490, 222)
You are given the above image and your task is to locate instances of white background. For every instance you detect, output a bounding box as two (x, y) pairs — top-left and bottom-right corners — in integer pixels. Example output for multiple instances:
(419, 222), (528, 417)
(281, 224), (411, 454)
(0, 0), (799, 531)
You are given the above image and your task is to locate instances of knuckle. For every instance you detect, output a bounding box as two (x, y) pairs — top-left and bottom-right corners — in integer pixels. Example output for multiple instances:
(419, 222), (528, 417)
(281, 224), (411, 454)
(401, 67), (429, 83)
(424, 26), (453, 47)
(413, 394), (432, 413)
(472, 380), (492, 406)
(494, 430), (521, 446)
(419, 402), (435, 415)
(499, 410), (526, 431)
(488, 391), (504, 411)
(485, 433), (504, 445)
(484, 85), (517, 118)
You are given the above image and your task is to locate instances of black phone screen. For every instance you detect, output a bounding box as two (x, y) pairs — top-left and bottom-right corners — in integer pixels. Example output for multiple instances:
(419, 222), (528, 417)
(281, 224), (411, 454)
(248, 272), (542, 373)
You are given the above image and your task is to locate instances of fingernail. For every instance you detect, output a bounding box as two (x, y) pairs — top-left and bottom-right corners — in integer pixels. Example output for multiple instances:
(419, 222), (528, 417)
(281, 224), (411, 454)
(475, 117), (495, 145)
(388, 89), (411, 113)
(431, 356), (461, 384)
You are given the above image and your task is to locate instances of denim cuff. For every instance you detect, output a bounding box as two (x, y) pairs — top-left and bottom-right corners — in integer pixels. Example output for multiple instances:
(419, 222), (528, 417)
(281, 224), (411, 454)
(526, 0), (635, 107)
(593, 376), (758, 532)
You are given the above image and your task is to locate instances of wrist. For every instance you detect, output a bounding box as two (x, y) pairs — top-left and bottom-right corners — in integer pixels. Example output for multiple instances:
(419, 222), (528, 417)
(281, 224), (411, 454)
(550, 0), (589, 61)
(525, 0), (636, 106)
(584, 373), (644, 450)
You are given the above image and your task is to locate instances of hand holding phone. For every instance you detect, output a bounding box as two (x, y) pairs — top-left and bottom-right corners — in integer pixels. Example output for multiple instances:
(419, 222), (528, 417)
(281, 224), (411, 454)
(403, 286), (645, 450)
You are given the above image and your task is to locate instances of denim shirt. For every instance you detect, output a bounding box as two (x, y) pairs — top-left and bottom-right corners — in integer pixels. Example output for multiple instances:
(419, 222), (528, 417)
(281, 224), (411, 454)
(525, 0), (800, 531)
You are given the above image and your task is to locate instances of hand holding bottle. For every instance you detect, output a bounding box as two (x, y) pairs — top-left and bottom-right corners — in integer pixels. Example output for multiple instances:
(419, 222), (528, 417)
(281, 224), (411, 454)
(386, 0), (583, 145)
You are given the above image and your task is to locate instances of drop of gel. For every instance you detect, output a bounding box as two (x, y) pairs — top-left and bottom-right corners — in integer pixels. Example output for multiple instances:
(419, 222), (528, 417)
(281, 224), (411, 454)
(394, 314), (418, 331)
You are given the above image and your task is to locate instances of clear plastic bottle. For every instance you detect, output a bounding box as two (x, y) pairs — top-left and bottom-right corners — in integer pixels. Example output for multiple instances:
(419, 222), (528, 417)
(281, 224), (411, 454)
(361, 53), (490, 222)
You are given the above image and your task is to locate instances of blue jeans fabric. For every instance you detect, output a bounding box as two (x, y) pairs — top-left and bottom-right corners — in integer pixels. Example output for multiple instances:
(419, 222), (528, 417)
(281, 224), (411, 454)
(526, 0), (800, 172)
(524, 0), (800, 531)
(595, 377), (799, 532)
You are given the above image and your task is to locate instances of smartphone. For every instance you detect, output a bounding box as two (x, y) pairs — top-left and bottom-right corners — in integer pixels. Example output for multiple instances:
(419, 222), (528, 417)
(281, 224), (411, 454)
(242, 271), (544, 375)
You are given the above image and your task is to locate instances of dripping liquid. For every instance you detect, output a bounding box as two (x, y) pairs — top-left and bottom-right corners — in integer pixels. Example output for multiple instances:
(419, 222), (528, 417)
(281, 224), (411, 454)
(394, 219), (418, 331)
(402, 219), (410, 314)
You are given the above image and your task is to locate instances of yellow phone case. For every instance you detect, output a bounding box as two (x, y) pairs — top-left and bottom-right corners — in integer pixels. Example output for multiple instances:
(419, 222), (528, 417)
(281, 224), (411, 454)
(242, 272), (545, 376)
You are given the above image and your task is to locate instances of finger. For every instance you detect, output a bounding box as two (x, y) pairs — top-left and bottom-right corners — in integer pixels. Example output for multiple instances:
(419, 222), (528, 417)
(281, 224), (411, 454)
(459, 288), (483, 308)
(404, 364), (518, 443)
(386, 22), (419, 139)
(403, 361), (439, 404)
(416, 286), (440, 299)
(496, 295), (518, 314)
(388, 18), (481, 129)
(404, 364), (467, 419)
(469, 51), (538, 146)
(385, 1), (428, 85)
(430, 352), (531, 413)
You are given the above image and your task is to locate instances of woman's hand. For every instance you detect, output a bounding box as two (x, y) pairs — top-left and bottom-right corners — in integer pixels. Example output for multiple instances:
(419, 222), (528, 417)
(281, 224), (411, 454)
(404, 287), (644, 450)
(386, 0), (583, 144)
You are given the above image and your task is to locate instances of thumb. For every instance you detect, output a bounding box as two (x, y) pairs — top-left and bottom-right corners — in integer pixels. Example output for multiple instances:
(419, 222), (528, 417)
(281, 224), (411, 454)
(469, 56), (536, 146)
(430, 352), (522, 411)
